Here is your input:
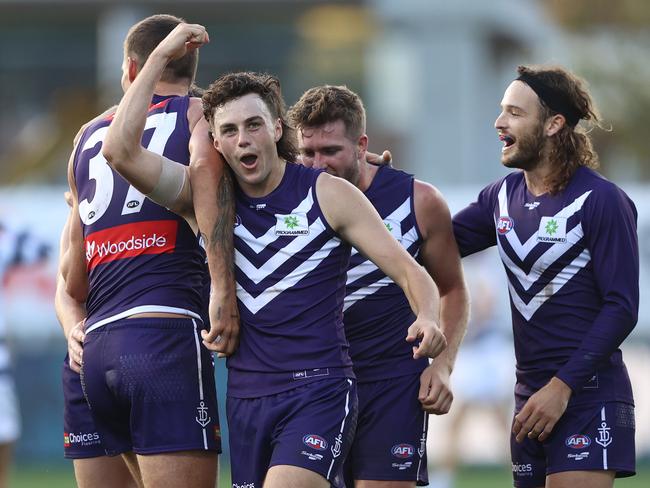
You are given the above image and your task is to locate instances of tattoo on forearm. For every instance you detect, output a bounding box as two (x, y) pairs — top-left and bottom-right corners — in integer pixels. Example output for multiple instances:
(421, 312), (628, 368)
(210, 166), (235, 281)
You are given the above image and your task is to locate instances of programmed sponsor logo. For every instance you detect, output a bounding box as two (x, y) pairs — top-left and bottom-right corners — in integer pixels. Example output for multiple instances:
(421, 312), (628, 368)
(391, 443), (415, 459)
(565, 434), (591, 449)
(84, 220), (178, 270)
(64, 431), (101, 448)
(303, 434), (328, 451)
(496, 216), (514, 234)
(512, 463), (533, 476)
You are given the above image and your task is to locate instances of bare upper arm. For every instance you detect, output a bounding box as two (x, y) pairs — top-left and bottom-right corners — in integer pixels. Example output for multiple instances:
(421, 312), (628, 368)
(316, 172), (422, 287)
(414, 179), (465, 295)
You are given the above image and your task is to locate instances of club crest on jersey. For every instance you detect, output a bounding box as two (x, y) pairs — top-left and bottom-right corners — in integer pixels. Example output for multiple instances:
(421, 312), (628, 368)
(303, 434), (328, 450)
(275, 213), (309, 236)
(496, 216), (514, 235)
(565, 434), (591, 449)
(537, 216), (567, 243)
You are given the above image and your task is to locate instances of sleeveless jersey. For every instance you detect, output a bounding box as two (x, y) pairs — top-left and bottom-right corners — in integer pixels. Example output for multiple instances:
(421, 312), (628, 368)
(343, 165), (428, 381)
(73, 95), (205, 332)
(227, 163), (353, 398)
(453, 167), (638, 406)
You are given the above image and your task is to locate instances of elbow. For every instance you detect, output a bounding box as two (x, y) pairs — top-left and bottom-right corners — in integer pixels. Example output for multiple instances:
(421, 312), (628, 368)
(102, 134), (134, 170)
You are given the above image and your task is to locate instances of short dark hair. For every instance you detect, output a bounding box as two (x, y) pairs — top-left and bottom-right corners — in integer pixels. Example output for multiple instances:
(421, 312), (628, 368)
(289, 85), (366, 141)
(202, 72), (298, 162)
(124, 14), (198, 84)
(517, 65), (601, 194)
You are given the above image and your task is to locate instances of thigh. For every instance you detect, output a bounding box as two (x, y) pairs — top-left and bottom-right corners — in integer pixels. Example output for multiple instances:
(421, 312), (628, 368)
(510, 398), (546, 488)
(62, 358), (105, 459)
(270, 378), (358, 488)
(73, 456), (139, 488)
(137, 450), (218, 488)
(546, 470), (615, 488)
(347, 375), (427, 485)
(264, 465), (329, 488)
(545, 402), (635, 479)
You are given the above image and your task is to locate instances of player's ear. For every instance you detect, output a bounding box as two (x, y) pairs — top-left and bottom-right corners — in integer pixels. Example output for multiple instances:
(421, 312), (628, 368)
(357, 134), (368, 162)
(546, 114), (565, 137)
(274, 118), (282, 142)
(127, 57), (138, 83)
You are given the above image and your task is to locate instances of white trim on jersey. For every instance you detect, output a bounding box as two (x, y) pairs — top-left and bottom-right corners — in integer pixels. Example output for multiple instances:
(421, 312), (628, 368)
(85, 305), (202, 333)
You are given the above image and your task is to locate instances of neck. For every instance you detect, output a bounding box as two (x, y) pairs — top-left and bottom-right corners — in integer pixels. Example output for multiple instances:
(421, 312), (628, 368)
(240, 157), (286, 198)
(357, 161), (378, 193)
(153, 80), (191, 97)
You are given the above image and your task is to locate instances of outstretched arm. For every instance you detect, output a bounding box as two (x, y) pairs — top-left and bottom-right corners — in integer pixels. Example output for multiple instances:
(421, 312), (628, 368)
(102, 23), (209, 224)
(414, 181), (469, 415)
(189, 120), (239, 357)
(317, 173), (446, 360)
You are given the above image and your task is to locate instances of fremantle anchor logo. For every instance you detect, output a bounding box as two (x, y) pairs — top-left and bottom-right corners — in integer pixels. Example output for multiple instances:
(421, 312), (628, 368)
(595, 421), (612, 448)
(195, 401), (211, 428)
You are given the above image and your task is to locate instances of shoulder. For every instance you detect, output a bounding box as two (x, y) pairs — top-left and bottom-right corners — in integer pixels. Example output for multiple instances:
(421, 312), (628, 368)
(187, 96), (204, 131)
(579, 168), (635, 210)
(414, 180), (449, 216)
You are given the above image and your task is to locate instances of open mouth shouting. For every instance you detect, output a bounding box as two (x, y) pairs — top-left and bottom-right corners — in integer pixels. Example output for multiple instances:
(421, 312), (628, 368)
(240, 153), (258, 169)
(499, 133), (516, 153)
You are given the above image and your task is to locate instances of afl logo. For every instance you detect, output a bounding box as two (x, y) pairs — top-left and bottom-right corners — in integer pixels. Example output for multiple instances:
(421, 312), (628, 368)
(497, 216), (514, 234)
(303, 434), (328, 451)
(391, 443), (414, 459)
(565, 434), (591, 449)
(126, 200), (140, 209)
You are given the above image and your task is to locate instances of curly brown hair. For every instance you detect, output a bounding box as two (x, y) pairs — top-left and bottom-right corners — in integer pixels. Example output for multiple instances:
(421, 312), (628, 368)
(124, 14), (198, 84)
(517, 65), (602, 194)
(202, 72), (297, 162)
(288, 85), (366, 141)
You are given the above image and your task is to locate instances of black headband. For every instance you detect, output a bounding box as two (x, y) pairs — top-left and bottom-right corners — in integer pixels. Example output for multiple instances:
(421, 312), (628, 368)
(517, 73), (582, 127)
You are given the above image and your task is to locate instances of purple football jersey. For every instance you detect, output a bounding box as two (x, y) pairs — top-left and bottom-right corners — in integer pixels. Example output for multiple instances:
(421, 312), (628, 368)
(73, 95), (205, 332)
(344, 166), (428, 381)
(453, 167), (638, 405)
(227, 163), (354, 398)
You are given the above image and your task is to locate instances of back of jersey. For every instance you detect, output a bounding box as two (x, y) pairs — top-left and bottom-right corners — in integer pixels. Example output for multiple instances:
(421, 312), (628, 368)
(73, 95), (205, 332)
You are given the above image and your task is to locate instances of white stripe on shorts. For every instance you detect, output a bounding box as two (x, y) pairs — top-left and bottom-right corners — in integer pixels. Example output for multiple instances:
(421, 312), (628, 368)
(601, 406), (608, 470)
(192, 319), (208, 450)
(327, 379), (353, 480)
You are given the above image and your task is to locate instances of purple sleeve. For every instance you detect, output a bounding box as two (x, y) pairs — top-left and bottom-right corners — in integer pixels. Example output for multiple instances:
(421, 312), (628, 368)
(452, 183), (499, 257)
(555, 185), (639, 391)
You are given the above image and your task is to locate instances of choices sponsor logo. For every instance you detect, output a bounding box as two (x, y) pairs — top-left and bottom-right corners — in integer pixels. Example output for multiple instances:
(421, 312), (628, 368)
(302, 434), (328, 451)
(391, 443), (415, 459)
(512, 463), (533, 476)
(84, 220), (178, 270)
(496, 216), (514, 235)
(64, 431), (101, 448)
(565, 434), (591, 450)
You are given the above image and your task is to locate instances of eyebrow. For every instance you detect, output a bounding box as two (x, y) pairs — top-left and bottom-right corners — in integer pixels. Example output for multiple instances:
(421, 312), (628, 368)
(501, 104), (527, 113)
(218, 115), (264, 130)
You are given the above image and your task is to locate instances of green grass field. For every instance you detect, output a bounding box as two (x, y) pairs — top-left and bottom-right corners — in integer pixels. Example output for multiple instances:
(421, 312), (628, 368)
(9, 464), (650, 488)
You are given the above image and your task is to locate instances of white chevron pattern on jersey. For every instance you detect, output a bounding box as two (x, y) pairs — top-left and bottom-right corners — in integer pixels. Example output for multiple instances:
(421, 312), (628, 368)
(235, 188), (342, 315)
(343, 197), (418, 311)
(497, 182), (592, 261)
(496, 180), (593, 320)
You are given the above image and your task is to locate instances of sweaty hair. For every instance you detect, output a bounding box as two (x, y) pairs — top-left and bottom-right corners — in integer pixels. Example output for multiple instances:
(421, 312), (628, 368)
(288, 85), (366, 141)
(202, 72), (298, 162)
(124, 14), (198, 84)
(517, 65), (601, 194)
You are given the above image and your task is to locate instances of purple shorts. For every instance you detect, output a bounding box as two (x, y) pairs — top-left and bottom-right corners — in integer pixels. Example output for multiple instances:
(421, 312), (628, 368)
(81, 317), (221, 456)
(511, 395), (635, 488)
(345, 373), (428, 485)
(62, 356), (104, 459)
(227, 378), (357, 488)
